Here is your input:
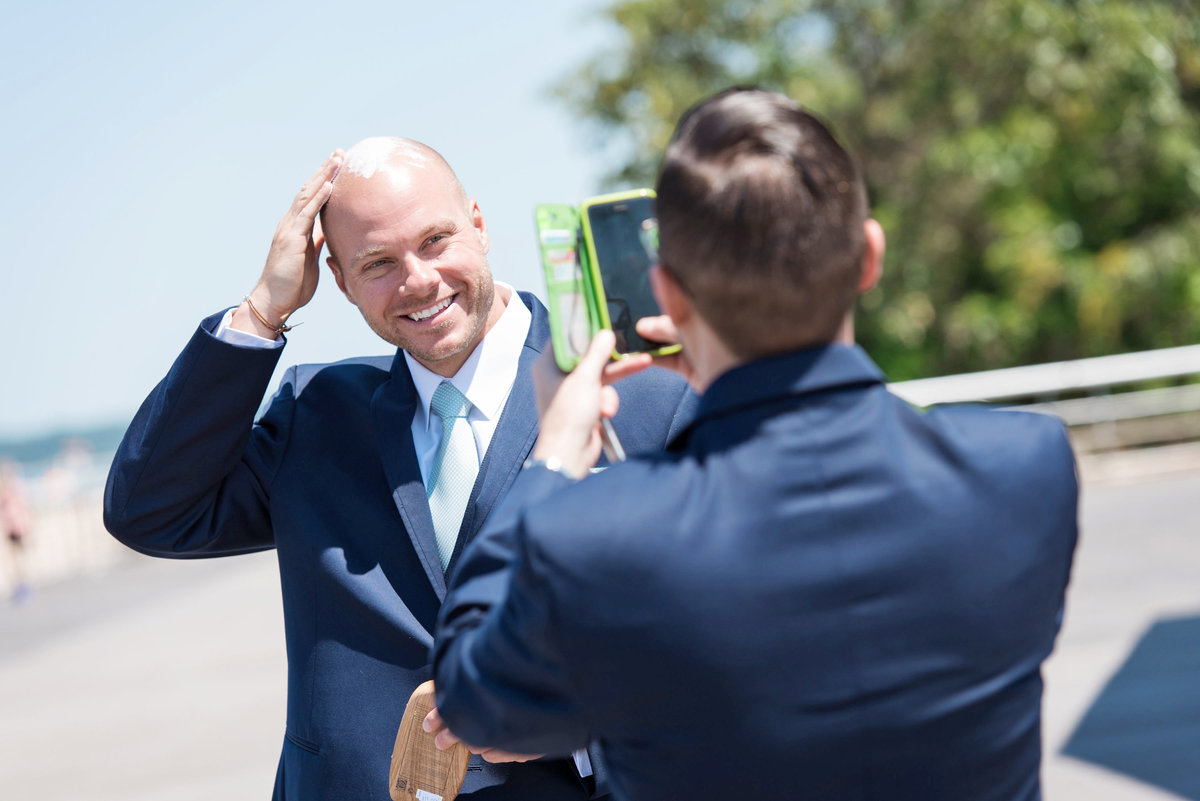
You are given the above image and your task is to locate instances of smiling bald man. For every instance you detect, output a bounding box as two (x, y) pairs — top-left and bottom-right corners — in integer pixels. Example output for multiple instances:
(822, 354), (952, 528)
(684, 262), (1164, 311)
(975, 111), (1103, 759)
(104, 139), (694, 801)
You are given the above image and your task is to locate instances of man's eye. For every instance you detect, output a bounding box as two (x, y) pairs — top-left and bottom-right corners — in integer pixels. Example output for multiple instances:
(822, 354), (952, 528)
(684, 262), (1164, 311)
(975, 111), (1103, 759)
(364, 259), (387, 271)
(426, 233), (448, 248)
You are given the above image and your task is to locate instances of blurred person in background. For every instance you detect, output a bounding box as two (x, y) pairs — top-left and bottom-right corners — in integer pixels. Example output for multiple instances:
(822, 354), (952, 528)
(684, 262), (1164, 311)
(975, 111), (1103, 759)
(0, 459), (33, 605)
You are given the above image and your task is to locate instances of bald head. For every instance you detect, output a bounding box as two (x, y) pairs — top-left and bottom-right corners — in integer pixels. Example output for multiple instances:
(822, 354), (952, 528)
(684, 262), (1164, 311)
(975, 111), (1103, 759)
(321, 137), (469, 265)
(316, 136), (501, 375)
(337, 137), (460, 184)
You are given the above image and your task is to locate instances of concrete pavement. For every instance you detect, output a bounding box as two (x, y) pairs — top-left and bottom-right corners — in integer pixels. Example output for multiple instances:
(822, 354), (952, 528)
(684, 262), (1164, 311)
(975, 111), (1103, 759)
(0, 552), (285, 801)
(1042, 469), (1200, 800)
(1, 464), (1197, 800)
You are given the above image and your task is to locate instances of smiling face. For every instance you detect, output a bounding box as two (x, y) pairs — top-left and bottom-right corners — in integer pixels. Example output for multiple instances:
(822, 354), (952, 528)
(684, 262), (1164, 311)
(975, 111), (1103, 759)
(323, 140), (506, 377)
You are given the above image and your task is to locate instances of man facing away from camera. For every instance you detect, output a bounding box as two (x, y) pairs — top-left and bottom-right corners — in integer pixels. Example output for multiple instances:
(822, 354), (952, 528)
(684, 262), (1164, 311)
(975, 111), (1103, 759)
(430, 88), (1080, 801)
(104, 138), (692, 800)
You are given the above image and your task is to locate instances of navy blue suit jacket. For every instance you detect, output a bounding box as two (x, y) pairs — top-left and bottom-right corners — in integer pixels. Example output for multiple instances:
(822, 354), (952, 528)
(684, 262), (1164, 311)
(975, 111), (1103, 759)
(103, 293), (694, 800)
(433, 343), (1079, 801)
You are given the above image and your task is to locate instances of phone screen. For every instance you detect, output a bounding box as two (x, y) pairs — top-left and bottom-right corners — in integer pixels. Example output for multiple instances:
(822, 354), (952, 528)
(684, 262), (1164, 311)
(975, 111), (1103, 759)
(585, 195), (662, 354)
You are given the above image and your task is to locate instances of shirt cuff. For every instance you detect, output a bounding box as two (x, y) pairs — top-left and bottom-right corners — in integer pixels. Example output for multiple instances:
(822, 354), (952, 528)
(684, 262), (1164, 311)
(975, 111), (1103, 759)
(572, 747), (594, 778)
(214, 307), (284, 348)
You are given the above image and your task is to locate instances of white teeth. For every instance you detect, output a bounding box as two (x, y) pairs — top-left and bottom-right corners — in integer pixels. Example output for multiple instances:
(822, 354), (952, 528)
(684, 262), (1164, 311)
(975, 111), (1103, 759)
(408, 296), (453, 321)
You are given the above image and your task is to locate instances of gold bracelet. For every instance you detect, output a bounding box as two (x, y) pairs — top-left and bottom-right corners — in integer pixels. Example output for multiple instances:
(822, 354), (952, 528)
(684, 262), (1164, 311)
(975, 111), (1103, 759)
(242, 295), (296, 334)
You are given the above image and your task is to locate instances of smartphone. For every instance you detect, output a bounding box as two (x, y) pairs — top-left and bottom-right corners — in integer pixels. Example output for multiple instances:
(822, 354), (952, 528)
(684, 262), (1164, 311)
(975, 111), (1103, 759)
(535, 203), (598, 371)
(579, 189), (681, 359)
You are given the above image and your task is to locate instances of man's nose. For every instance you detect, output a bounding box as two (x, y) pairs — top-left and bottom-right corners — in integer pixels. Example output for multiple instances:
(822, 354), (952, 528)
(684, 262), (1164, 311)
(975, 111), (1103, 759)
(401, 255), (440, 295)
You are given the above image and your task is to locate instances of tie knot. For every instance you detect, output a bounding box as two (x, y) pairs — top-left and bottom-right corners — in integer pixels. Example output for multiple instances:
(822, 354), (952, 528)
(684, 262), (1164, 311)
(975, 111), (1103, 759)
(431, 381), (471, 420)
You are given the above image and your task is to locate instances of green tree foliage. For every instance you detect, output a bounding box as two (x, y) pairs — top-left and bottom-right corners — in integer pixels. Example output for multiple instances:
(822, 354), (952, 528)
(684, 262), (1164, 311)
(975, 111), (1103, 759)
(557, 0), (1200, 378)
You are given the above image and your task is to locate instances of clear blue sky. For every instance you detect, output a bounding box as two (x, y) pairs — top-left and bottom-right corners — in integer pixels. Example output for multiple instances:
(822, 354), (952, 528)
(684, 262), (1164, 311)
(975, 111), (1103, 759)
(0, 0), (623, 439)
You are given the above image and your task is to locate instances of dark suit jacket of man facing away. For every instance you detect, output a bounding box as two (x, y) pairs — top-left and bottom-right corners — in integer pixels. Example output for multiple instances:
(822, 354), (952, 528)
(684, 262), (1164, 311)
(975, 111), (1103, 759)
(104, 292), (695, 801)
(434, 343), (1079, 801)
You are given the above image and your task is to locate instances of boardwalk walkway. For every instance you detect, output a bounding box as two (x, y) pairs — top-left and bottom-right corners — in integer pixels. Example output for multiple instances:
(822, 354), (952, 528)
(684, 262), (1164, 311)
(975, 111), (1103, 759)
(1, 459), (1197, 800)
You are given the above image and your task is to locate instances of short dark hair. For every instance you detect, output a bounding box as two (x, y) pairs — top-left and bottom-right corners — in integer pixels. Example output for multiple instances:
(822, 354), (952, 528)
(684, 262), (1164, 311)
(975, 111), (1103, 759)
(655, 88), (868, 358)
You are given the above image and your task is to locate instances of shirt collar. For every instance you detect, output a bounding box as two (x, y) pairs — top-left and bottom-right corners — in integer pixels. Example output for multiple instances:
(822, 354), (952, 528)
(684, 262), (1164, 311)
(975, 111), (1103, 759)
(405, 283), (532, 430)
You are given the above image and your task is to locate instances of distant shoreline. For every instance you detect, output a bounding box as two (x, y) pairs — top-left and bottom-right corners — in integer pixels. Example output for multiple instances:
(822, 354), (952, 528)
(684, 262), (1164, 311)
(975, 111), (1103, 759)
(0, 421), (127, 468)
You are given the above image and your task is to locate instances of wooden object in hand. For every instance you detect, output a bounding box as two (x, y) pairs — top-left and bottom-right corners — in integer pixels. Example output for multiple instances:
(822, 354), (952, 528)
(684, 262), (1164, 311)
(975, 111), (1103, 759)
(389, 680), (470, 801)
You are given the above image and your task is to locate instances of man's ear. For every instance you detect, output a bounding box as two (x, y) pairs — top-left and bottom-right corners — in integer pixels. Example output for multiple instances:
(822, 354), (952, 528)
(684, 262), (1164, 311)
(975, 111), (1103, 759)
(469, 198), (490, 254)
(326, 257), (355, 305)
(650, 264), (692, 327)
(859, 219), (885, 293)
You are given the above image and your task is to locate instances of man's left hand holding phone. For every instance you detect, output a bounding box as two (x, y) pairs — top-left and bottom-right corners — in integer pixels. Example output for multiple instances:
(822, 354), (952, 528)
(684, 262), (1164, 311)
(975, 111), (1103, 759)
(519, 329), (650, 479)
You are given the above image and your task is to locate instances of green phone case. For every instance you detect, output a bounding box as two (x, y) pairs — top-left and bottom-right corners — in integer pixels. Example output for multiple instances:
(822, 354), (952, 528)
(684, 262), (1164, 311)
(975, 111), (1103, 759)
(535, 203), (598, 371)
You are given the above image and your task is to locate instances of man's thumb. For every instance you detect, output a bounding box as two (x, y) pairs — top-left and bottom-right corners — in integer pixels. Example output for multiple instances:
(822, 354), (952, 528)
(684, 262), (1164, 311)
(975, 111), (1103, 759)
(578, 329), (616, 374)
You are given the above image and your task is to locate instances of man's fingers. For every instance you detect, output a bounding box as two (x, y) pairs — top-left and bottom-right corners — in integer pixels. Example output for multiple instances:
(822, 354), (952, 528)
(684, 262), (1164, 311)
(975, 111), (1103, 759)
(312, 217), (326, 254)
(633, 314), (696, 382)
(298, 178), (335, 223)
(292, 155), (335, 210)
(434, 728), (463, 751)
(296, 153), (341, 223)
(475, 748), (543, 764)
(292, 151), (343, 216)
(602, 353), (652, 385)
(423, 705), (466, 751)
(422, 706), (444, 734)
(634, 315), (678, 346)
(422, 705), (469, 752)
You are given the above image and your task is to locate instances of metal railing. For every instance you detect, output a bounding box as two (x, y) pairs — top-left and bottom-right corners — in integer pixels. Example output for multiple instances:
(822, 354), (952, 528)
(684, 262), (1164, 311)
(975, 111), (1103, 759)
(888, 344), (1200, 454)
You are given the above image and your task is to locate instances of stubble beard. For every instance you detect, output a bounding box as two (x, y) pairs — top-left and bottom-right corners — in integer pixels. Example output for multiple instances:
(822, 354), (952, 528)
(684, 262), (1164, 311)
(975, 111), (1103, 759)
(367, 268), (497, 370)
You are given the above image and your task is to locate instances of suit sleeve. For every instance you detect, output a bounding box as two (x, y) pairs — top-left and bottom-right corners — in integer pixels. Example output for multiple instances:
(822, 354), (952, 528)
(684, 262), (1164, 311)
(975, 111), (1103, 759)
(449, 369), (694, 588)
(103, 311), (294, 557)
(432, 369), (693, 787)
(433, 467), (591, 757)
(1042, 415), (1080, 634)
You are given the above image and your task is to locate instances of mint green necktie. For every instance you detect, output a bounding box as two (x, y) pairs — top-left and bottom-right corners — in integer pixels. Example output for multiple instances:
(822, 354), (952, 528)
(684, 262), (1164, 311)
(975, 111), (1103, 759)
(427, 382), (479, 570)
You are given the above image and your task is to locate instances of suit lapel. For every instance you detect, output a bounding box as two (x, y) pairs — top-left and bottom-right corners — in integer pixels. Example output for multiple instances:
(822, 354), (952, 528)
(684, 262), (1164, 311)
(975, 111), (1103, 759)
(371, 356), (448, 597)
(371, 293), (550, 599)
(445, 293), (548, 575)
